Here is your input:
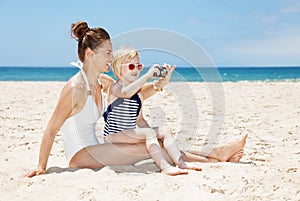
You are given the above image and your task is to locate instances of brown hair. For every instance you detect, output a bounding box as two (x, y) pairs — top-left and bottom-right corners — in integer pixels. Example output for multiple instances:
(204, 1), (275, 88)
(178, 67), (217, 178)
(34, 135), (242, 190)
(71, 21), (110, 62)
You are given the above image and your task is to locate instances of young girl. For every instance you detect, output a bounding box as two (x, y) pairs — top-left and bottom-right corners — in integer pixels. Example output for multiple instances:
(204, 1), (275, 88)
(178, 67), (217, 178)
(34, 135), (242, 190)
(103, 47), (202, 176)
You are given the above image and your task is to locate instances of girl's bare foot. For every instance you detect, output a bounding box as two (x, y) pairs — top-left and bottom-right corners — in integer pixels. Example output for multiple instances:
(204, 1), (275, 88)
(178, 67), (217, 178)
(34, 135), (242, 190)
(178, 161), (202, 171)
(161, 166), (189, 176)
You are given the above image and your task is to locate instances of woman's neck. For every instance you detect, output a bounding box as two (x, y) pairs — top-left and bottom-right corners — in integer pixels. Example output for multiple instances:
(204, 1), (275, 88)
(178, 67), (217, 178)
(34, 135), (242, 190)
(82, 64), (99, 87)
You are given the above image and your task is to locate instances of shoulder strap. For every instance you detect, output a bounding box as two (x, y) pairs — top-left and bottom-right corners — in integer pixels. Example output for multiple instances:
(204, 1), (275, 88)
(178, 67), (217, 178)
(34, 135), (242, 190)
(81, 70), (91, 94)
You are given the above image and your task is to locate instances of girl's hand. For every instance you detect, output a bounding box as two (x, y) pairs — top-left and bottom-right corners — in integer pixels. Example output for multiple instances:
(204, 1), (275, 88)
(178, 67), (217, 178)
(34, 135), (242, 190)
(25, 166), (46, 178)
(146, 64), (161, 78)
(155, 64), (176, 88)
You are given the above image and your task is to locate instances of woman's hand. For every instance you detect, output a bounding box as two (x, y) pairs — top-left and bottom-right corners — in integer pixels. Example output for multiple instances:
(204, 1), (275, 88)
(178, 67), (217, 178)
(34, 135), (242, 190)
(25, 166), (46, 178)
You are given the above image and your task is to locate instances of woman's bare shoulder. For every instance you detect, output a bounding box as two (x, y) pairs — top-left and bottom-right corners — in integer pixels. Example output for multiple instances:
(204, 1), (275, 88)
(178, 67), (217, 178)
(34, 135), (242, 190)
(60, 73), (87, 106)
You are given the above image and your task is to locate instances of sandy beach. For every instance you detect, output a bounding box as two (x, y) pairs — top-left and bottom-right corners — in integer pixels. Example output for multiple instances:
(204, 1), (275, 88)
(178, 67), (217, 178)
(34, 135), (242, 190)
(0, 81), (299, 201)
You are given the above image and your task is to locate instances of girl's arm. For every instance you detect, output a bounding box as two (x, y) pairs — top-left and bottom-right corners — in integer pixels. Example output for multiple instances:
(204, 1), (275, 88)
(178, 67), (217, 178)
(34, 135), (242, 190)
(140, 65), (176, 99)
(110, 67), (158, 98)
(25, 81), (74, 177)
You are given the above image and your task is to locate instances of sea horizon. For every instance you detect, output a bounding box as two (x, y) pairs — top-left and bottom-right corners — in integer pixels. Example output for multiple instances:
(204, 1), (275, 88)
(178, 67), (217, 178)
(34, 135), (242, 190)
(1, 65), (300, 68)
(1, 66), (300, 82)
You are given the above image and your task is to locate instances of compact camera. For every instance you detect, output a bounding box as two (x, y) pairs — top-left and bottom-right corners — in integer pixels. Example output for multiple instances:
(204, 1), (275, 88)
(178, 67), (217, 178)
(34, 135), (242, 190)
(153, 65), (168, 78)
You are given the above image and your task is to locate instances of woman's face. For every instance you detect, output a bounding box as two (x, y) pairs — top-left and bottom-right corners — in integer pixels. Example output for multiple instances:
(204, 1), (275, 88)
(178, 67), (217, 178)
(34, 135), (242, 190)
(91, 40), (113, 73)
(120, 55), (143, 83)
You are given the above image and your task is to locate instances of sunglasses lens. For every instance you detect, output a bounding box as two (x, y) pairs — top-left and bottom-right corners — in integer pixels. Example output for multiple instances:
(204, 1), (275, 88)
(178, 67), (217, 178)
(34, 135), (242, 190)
(126, 63), (143, 71)
(137, 64), (143, 70)
(128, 63), (135, 70)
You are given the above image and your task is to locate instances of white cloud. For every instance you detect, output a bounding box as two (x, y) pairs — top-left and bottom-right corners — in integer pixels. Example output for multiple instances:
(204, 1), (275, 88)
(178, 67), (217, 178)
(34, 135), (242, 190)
(257, 2), (300, 25)
(260, 15), (278, 23)
(186, 17), (201, 25)
(215, 27), (300, 66)
(280, 2), (300, 14)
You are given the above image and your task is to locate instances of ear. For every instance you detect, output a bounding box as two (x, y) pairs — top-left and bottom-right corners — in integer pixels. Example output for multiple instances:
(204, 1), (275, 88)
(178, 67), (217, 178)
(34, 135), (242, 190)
(85, 47), (94, 59)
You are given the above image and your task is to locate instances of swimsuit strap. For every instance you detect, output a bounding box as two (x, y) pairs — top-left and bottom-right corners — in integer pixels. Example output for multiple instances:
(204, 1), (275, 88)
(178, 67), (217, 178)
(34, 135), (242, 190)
(81, 70), (91, 94)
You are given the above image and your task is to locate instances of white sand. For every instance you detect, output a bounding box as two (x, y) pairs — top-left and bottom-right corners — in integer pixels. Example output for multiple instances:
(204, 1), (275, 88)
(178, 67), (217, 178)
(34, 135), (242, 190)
(0, 81), (299, 200)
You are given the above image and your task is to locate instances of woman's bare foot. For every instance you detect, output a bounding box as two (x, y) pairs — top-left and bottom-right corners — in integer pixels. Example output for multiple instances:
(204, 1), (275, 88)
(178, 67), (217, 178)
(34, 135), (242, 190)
(161, 166), (189, 176)
(178, 161), (202, 171)
(198, 134), (248, 162)
(218, 134), (247, 162)
(228, 150), (244, 162)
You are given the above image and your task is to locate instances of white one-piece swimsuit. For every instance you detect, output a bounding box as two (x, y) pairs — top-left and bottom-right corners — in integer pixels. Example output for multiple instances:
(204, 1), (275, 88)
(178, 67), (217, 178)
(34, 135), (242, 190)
(60, 70), (106, 165)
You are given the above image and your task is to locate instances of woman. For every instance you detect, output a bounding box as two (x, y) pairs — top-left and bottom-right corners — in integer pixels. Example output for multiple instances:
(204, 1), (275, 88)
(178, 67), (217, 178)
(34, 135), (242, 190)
(26, 21), (246, 178)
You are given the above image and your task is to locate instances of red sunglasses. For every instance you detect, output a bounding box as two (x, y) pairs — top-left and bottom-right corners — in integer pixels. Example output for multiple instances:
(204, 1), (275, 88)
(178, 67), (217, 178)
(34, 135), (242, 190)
(122, 63), (144, 71)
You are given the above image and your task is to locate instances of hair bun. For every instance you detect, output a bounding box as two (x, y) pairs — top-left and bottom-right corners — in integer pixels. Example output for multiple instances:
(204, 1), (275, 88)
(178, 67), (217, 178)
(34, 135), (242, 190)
(71, 21), (90, 40)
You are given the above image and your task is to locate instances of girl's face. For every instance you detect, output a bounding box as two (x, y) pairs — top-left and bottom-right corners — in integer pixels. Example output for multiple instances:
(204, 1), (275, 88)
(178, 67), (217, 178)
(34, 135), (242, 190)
(120, 55), (143, 83)
(90, 40), (113, 73)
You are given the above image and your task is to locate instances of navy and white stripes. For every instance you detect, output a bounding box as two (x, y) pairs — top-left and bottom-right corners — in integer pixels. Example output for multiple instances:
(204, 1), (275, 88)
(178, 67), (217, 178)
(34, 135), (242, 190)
(103, 93), (141, 137)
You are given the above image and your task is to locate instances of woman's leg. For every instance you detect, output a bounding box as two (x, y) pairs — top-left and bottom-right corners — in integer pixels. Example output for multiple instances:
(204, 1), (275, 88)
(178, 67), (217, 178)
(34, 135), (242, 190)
(180, 151), (219, 163)
(69, 134), (248, 169)
(184, 134), (248, 162)
(69, 142), (151, 169)
(77, 128), (188, 175)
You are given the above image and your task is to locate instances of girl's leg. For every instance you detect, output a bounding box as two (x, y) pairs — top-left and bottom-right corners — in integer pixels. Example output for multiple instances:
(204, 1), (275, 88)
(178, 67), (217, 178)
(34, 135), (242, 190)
(103, 128), (188, 176)
(156, 127), (181, 164)
(157, 127), (202, 171)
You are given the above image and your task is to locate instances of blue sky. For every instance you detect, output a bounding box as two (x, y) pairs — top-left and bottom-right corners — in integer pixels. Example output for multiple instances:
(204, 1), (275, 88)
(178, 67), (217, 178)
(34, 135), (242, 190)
(0, 0), (300, 67)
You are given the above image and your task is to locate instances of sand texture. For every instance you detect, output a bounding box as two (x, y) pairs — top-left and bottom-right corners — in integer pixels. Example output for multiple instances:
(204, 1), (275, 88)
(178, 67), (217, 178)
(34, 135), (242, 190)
(1, 81), (299, 200)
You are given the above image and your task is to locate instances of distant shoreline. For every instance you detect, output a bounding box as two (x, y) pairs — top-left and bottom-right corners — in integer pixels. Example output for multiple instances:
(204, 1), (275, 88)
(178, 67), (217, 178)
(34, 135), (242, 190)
(1, 66), (300, 68)
(1, 66), (300, 82)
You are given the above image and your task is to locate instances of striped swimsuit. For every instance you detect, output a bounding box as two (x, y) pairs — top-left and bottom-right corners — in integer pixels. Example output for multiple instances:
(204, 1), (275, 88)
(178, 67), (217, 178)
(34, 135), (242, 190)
(103, 93), (142, 137)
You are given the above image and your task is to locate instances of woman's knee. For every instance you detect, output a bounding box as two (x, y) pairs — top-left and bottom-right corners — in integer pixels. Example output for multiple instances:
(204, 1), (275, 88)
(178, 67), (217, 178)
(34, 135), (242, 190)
(69, 148), (105, 169)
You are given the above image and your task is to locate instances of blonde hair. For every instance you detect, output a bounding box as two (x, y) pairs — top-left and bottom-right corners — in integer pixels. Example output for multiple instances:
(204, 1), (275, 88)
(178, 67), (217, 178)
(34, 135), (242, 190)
(112, 46), (140, 80)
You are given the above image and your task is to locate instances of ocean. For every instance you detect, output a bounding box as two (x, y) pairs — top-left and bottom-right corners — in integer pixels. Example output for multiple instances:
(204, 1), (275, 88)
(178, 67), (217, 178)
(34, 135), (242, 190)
(0, 66), (300, 82)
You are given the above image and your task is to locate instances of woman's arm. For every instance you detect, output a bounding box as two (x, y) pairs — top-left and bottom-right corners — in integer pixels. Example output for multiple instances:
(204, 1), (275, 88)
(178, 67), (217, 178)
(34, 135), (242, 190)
(136, 108), (150, 128)
(25, 81), (74, 177)
(136, 93), (150, 128)
(98, 74), (115, 93)
(140, 65), (176, 99)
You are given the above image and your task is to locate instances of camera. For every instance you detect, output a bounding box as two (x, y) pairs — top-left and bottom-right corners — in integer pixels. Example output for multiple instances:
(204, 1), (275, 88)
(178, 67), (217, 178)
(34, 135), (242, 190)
(153, 65), (168, 77)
